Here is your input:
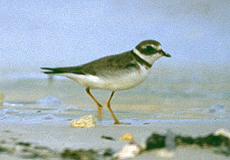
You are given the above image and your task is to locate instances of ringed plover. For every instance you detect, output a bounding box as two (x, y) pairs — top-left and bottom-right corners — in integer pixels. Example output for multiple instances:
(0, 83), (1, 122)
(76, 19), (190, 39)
(41, 40), (171, 124)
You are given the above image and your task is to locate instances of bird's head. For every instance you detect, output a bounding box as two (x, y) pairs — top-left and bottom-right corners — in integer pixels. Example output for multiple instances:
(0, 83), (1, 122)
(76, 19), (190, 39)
(133, 40), (171, 65)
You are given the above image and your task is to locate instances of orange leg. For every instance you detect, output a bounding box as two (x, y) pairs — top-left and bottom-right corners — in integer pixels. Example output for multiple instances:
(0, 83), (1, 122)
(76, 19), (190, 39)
(106, 91), (121, 124)
(86, 88), (103, 120)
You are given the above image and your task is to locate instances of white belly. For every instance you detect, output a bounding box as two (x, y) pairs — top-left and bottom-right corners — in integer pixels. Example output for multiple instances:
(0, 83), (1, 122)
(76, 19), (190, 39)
(59, 65), (150, 91)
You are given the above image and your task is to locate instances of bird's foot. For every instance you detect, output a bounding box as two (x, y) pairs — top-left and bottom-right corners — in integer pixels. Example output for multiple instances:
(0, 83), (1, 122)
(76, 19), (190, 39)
(113, 121), (131, 125)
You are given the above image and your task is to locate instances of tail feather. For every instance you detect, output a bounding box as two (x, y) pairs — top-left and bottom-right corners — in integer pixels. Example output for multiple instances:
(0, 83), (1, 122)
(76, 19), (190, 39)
(41, 67), (85, 75)
(41, 67), (65, 74)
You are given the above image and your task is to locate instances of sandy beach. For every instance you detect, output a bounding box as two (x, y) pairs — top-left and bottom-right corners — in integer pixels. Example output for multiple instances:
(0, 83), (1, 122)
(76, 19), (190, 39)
(1, 117), (230, 159)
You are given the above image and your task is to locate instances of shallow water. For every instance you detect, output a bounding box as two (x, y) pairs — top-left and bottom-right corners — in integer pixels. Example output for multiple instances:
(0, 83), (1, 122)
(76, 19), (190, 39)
(1, 67), (229, 124)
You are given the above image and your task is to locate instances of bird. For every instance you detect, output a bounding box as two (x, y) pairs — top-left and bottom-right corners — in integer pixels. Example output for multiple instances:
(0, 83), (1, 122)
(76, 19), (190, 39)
(41, 40), (171, 124)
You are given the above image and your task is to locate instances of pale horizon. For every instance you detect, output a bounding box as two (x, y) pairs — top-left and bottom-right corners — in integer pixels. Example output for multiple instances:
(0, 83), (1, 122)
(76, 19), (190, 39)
(1, 0), (229, 76)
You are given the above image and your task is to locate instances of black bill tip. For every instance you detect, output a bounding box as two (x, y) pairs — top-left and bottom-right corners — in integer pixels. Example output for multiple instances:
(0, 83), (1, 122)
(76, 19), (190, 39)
(161, 51), (171, 57)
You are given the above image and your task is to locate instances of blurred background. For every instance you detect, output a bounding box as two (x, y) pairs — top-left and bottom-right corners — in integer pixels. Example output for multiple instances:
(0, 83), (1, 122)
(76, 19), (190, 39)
(0, 0), (229, 121)
(0, 0), (229, 78)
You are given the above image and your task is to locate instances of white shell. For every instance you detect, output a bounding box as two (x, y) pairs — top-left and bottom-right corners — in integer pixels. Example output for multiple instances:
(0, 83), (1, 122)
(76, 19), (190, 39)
(214, 128), (230, 139)
(113, 143), (142, 159)
(69, 115), (97, 128)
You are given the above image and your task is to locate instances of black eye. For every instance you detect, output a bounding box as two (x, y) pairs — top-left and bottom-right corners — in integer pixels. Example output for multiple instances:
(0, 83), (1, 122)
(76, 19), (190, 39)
(146, 46), (156, 53)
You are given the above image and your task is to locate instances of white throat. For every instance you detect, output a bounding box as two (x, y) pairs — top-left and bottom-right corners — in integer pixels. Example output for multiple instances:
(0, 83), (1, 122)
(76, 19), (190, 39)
(133, 48), (162, 65)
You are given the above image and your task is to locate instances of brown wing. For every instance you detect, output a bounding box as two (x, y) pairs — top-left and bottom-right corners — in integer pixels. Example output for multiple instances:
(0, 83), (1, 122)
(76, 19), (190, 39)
(41, 51), (139, 77)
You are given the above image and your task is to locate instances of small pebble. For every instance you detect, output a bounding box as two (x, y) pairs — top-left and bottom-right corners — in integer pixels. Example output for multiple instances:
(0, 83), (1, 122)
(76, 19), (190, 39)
(119, 133), (134, 141)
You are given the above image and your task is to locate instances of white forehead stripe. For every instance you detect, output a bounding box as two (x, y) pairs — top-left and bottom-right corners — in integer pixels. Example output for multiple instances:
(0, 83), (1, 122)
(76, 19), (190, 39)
(151, 44), (162, 50)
